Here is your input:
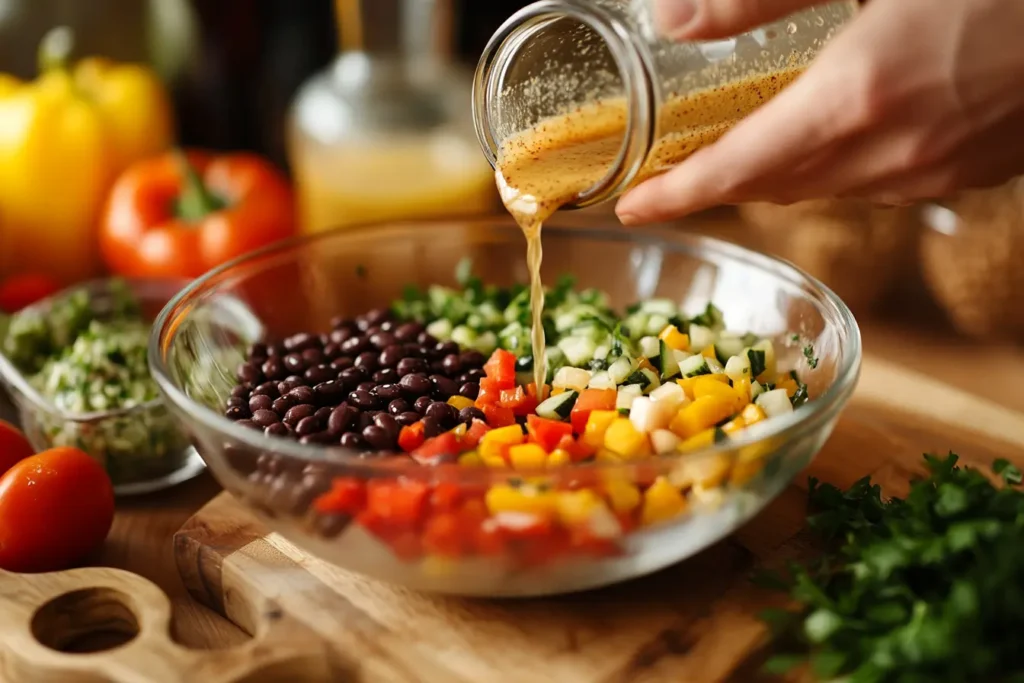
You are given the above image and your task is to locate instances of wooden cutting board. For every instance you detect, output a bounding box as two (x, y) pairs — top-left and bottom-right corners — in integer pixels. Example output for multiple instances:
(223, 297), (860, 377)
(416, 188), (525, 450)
(172, 355), (1024, 683)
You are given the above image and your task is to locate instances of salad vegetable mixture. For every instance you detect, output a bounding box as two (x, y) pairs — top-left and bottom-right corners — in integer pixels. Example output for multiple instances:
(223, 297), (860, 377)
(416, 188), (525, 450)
(227, 263), (815, 567)
(0, 281), (189, 485)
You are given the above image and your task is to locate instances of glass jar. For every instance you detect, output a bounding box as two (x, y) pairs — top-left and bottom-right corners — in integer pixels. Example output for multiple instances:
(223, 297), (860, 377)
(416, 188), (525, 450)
(287, 0), (497, 234)
(473, 0), (859, 210)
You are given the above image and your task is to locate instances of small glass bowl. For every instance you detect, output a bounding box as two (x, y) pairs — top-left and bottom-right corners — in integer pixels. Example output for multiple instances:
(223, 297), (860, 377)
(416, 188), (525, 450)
(0, 278), (205, 496)
(150, 218), (861, 597)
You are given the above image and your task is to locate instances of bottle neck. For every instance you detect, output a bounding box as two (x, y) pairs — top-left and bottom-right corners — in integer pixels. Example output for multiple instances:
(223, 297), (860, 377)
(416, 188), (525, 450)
(335, 0), (453, 63)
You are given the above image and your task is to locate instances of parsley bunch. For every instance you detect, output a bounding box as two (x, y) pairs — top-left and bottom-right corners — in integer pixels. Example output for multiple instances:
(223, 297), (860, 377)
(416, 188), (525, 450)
(761, 453), (1024, 683)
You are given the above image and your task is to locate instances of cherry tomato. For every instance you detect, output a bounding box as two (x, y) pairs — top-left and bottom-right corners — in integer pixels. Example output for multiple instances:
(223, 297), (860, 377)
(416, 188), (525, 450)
(0, 273), (61, 313)
(0, 420), (34, 476)
(0, 447), (114, 573)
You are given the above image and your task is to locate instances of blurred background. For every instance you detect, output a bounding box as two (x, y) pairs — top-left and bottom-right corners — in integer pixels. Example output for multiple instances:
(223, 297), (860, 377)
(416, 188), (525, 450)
(0, 0), (1021, 343)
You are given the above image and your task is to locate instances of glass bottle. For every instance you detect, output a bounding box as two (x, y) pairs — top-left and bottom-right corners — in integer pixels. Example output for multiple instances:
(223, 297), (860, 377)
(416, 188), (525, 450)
(473, 0), (859, 210)
(288, 0), (498, 234)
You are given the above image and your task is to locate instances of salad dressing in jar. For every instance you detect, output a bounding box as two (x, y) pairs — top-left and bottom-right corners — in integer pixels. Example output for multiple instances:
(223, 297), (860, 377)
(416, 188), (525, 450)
(476, 0), (859, 382)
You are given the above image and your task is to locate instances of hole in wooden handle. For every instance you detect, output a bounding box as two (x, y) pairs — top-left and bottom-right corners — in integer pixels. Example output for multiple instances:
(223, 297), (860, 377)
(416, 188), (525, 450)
(31, 587), (140, 654)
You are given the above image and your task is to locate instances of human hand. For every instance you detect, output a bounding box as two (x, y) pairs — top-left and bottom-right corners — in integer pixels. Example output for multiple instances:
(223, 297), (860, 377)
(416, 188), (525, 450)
(616, 0), (1024, 225)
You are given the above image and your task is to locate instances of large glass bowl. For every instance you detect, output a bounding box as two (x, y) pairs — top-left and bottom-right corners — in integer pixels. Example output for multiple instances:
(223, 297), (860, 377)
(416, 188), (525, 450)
(150, 218), (860, 597)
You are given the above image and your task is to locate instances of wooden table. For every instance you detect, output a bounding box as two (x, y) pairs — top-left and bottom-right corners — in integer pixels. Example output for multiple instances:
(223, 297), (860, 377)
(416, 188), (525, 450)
(5, 208), (1024, 652)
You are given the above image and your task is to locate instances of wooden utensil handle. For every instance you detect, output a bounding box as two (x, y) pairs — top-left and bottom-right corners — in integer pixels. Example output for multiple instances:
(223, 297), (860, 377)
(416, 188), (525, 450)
(0, 565), (339, 683)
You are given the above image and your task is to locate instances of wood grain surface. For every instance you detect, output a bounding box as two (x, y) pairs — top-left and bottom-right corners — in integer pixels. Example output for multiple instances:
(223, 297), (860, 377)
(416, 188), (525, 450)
(171, 353), (1024, 683)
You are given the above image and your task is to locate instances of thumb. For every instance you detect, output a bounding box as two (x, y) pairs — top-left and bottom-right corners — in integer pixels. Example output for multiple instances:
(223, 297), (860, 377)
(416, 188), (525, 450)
(653, 0), (831, 41)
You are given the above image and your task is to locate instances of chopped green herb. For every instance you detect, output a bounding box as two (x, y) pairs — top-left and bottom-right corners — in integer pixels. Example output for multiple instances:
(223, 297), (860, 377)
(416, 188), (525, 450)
(803, 343), (819, 369)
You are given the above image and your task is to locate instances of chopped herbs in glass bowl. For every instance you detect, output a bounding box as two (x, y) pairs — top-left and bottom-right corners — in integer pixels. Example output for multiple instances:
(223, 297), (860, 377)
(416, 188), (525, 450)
(0, 278), (203, 495)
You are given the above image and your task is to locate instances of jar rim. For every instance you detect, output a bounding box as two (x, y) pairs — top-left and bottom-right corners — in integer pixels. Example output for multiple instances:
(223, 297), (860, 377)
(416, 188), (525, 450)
(471, 0), (656, 209)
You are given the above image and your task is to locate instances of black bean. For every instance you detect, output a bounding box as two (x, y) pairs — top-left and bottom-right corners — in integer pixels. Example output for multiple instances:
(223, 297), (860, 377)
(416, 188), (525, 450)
(231, 385), (251, 399)
(337, 367), (364, 389)
(236, 419), (258, 430)
(441, 354), (462, 375)
(373, 411), (398, 431)
(464, 368), (485, 382)
(329, 327), (353, 345)
(373, 384), (402, 402)
(271, 396), (294, 414)
(225, 405), (250, 420)
(283, 353), (307, 373)
(361, 411), (382, 430)
(261, 357), (286, 381)
(330, 315), (355, 330)
(388, 398), (411, 415)
(314, 513), (351, 538)
(330, 356), (354, 372)
(339, 432), (367, 450)
(394, 322), (423, 342)
(362, 425), (395, 451)
(284, 332), (320, 352)
(277, 376), (304, 395)
(396, 357), (428, 377)
(354, 351), (378, 372)
(237, 362), (262, 385)
(369, 332), (396, 350)
(436, 341), (460, 356)
(429, 360), (446, 375)
(430, 375), (459, 398)
(364, 308), (390, 326)
(249, 394), (274, 413)
(299, 432), (334, 445)
(421, 416), (443, 438)
(425, 401), (457, 427)
(301, 348), (324, 366)
(396, 411), (421, 427)
(226, 396), (247, 409)
(328, 404), (358, 434)
(252, 409), (281, 427)
(378, 345), (403, 368)
(417, 332), (438, 346)
(314, 380), (346, 405)
(402, 342), (422, 356)
(348, 389), (378, 410)
(357, 381), (376, 393)
(400, 373), (431, 397)
(322, 343), (343, 360)
(295, 416), (322, 436)
(265, 422), (291, 437)
(373, 368), (398, 384)
(314, 406), (333, 422)
(287, 386), (315, 405)
(341, 336), (369, 355)
(284, 404), (316, 426)
(268, 343), (286, 357)
(421, 345), (444, 361)
(413, 395), (433, 413)
(305, 364), (335, 385)
(458, 382), (480, 400)
(459, 406), (487, 425)
(253, 381), (279, 399)
(459, 350), (486, 367)
(248, 342), (269, 361)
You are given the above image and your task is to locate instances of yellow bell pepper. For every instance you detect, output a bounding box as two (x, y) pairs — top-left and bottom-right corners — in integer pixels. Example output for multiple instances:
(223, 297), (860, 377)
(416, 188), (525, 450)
(669, 395), (737, 439)
(603, 417), (650, 460)
(658, 325), (689, 351)
(0, 28), (173, 283)
(641, 477), (687, 526)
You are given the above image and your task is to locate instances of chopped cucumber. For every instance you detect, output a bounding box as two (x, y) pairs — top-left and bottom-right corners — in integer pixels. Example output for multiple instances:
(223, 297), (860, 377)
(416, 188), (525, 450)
(625, 369), (651, 390)
(629, 396), (673, 432)
(649, 381), (688, 412)
(536, 390), (578, 420)
(650, 429), (682, 454)
(750, 380), (766, 400)
(587, 371), (616, 390)
(592, 344), (610, 361)
(450, 325), (475, 348)
(756, 388), (794, 417)
(637, 367), (661, 394)
(607, 357), (635, 385)
(725, 353), (752, 382)
(679, 354), (711, 377)
(745, 347), (767, 379)
(714, 335), (745, 365)
(688, 324), (716, 352)
(557, 336), (597, 366)
(645, 315), (670, 336)
(552, 366), (592, 391)
(639, 299), (678, 316)
(704, 356), (725, 375)
(752, 339), (776, 379)
(659, 339), (681, 380)
(426, 318), (453, 340)
(638, 336), (660, 360)
(616, 385), (643, 414)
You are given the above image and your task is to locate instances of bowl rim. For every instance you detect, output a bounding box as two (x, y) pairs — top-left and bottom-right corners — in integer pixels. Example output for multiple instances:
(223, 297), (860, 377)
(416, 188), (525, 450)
(0, 276), (191, 423)
(149, 217), (862, 477)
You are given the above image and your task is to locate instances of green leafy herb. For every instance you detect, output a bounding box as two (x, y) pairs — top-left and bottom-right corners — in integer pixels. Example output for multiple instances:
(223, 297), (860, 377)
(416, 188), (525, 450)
(760, 453), (1024, 683)
(803, 343), (819, 369)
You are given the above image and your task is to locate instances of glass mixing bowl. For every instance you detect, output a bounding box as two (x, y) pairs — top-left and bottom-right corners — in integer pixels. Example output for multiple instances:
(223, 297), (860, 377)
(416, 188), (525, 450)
(150, 218), (860, 597)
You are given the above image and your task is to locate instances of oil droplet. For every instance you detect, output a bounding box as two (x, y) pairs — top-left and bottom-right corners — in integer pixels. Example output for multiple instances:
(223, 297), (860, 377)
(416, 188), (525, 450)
(786, 22), (798, 34)
(814, 15), (825, 26)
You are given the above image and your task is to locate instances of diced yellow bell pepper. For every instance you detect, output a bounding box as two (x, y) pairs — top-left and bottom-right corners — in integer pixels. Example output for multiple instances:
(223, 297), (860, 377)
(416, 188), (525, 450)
(729, 459), (765, 486)
(595, 448), (623, 463)
(582, 410), (618, 449)
(669, 395), (736, 438)
(508, 443), (548, 470)
(451, 422), (468, 438)
(732, 378), (752, 404)
(776, 377), (798, 398)
(481, 452), (507, 468)
(556, 489), (605, 526)
(637, 357), (657, 374)
(720, 416), (747, 435)
(676, 374), (729, 400)
(551, 387), (566, 396)
(641, 477), (687, 526)
(691, 376), (746, 411)
(603, 478), (641, 515)
(481, 425), (526, 447)
(458, 450), (483, 467)
(447, 395), (475, 411)
(485, 484), (557, 517)
(658, 325), (690, 351)
(670, 452), (732, 489)
(546, 449), (571, 468)
(678, 427), (719, 452)
(604, 417), (650, 460)
(740, 403), (766, 426)
(701, 345), (717, 360)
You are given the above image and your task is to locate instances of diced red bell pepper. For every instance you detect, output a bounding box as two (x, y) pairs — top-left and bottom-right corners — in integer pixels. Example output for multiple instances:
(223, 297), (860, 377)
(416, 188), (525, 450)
(526, 414), (573, 452)
(569, 388), (617, 434)
(481, 403), (516, 428)
(498, 385), (539, 416)
(475, 377), (503, 406)
(429, 481), (462, 513)
(526, 383), (550, 402)
(398, 421), (426, 452)
(313, 477), (366, 515)
(463, 419), (491, 447)
(483, 348), (517, 388)
(555, 434), (597, 463)
(411, 431), (461, 465)
(364, 478), (430, 529)
(422, 512), (465, 557)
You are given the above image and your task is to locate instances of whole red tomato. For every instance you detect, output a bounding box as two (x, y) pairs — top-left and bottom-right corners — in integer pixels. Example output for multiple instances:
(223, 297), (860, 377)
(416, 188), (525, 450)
(0, 420), (34, 475)
(0, 273), (62, 313)
(0, 447), (114, 573)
